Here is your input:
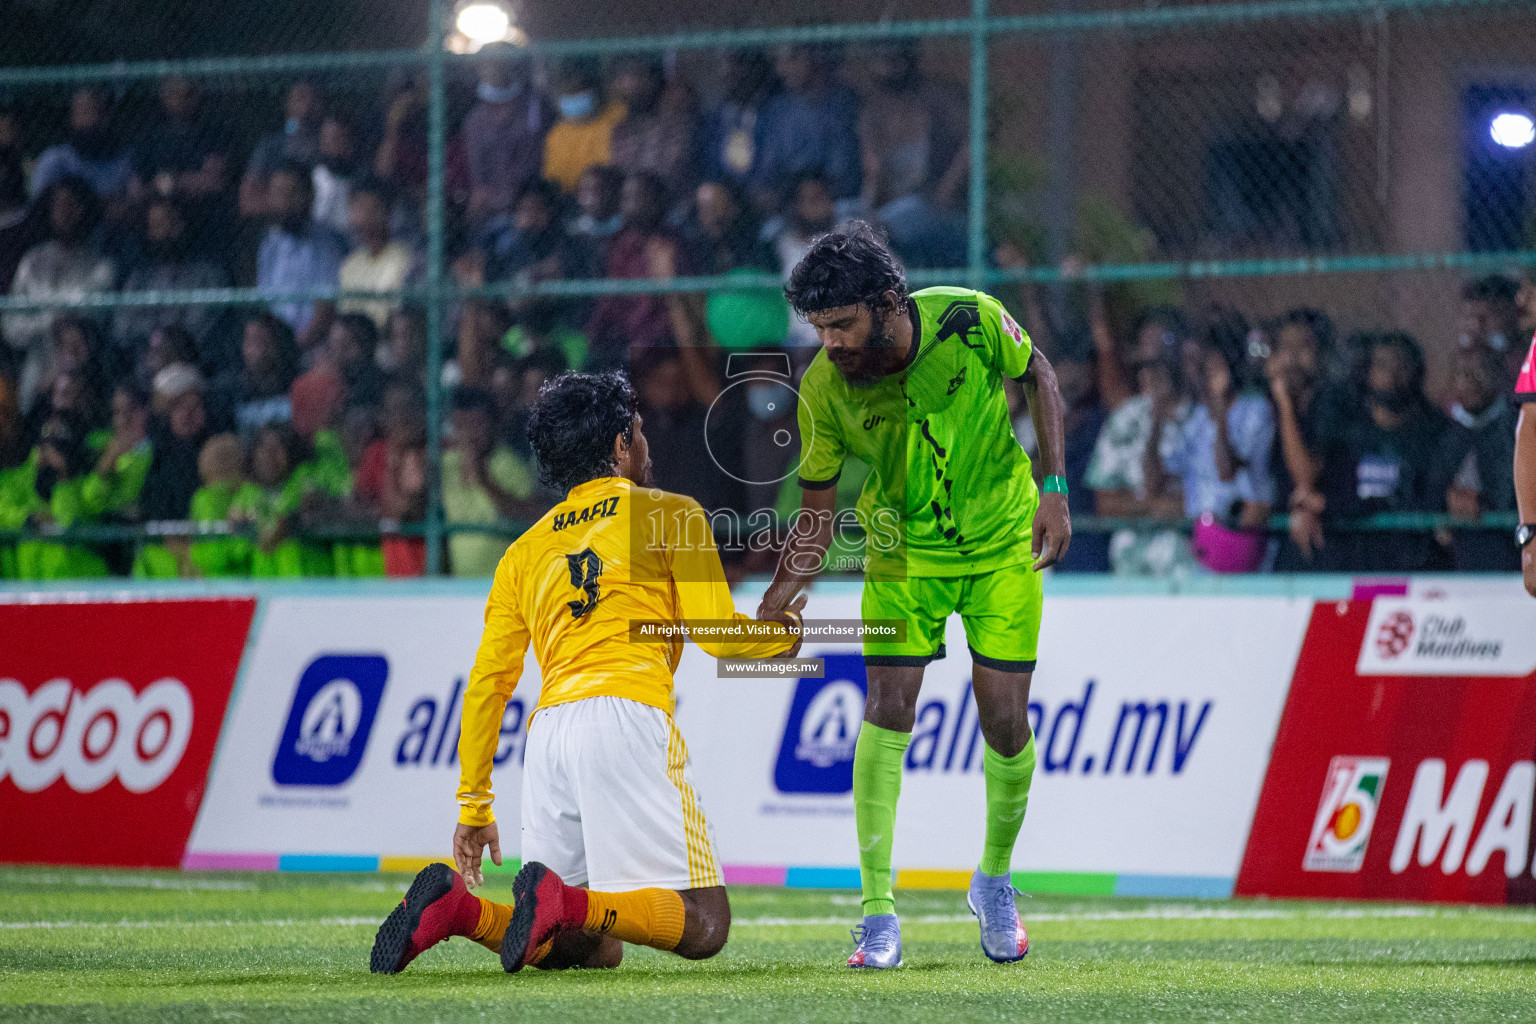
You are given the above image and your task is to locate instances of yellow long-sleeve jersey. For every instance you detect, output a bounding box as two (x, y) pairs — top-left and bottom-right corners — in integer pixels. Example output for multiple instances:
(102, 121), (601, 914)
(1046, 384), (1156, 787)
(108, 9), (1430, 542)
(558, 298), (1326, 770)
(456, 476), (796, 827)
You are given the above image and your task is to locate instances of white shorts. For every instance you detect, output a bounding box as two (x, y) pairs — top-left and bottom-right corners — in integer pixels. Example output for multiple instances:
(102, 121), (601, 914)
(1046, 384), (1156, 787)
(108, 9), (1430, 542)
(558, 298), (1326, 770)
(520, 695), (722, 892)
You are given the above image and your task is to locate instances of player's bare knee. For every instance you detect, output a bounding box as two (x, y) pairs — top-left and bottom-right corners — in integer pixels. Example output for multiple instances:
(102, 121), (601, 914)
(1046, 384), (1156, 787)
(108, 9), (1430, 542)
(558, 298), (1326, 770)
(584, 937), (624, 969)
(675, 887), (731, 960)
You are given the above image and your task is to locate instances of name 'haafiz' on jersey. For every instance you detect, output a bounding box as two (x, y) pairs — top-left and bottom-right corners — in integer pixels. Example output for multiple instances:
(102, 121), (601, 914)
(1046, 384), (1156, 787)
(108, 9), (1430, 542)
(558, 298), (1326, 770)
(552, 496), (621, 532)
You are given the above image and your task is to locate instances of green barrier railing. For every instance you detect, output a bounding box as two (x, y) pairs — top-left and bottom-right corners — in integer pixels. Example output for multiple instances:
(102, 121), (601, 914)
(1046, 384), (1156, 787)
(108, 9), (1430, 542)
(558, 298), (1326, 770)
(3, 0), (1531, 572)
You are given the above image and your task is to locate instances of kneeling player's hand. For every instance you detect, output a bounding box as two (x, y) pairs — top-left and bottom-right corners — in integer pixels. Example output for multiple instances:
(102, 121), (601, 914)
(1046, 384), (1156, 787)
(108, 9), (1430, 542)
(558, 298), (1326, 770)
(1032, 492), (1072, 571)
(453, 821), (501, 889)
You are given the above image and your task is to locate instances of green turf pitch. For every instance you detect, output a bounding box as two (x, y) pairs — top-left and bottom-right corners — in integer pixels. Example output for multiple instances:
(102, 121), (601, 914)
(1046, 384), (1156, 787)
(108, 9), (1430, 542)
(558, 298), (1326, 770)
(3, 868), (1536, 1022)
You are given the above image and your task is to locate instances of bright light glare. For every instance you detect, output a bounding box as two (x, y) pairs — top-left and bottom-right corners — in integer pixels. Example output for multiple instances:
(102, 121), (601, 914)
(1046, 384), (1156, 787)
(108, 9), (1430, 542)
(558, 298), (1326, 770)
(1490, 111), (1535, 149)
(456, 2), (511, 44)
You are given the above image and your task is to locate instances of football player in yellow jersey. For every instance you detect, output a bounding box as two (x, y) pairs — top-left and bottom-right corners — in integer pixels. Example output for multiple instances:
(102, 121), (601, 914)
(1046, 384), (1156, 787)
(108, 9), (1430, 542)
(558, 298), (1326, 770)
(371, 370), (805, 976)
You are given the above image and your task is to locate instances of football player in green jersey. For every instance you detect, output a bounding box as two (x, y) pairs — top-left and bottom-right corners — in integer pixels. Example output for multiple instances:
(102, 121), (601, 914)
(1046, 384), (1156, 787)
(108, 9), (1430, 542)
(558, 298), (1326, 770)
(759, 223), (1071, 968)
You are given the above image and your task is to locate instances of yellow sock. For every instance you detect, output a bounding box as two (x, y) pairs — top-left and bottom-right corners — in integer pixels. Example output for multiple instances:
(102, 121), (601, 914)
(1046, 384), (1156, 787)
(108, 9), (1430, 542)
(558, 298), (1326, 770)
(582, 889), (686, 951)
(470, 897), (514, 954)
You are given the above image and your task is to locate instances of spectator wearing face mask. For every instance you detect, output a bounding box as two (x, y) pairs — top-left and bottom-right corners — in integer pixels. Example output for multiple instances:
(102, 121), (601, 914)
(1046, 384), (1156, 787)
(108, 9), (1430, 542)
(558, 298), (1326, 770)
(1441, 342), (1520, 571)
(30, 88), (133, 202)
(543, 58), (627, 194)
(6, 177), (115, 412)
(462, 43), (553, 225)
(112, 197), (228, 368)
(257, 160), (345, 355)
(1296, 332), (1452, 572)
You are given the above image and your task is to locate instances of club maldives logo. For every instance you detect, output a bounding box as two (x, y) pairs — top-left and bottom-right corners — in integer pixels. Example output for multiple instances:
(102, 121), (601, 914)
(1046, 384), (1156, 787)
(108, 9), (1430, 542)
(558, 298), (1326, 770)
(1374, 611), (1414, 659)
(1356, 599), (1536, 678)
(1304, 756), (1390, 872)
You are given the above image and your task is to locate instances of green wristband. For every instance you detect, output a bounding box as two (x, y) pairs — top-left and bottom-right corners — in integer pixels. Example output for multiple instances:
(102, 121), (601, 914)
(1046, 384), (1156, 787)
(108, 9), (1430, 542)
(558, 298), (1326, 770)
(1043, 475), (1069, 495)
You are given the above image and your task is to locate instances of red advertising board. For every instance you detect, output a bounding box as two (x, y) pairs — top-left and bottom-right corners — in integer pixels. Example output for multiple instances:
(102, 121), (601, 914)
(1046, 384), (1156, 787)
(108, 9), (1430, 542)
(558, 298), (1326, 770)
(0, 599), (255, 867)
(1237, 597), (1536, 903)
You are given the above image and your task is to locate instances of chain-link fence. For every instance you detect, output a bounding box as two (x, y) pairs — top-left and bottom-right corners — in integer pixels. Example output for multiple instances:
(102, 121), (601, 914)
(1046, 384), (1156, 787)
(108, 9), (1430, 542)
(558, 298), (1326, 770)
(0, 0), (1529, 580)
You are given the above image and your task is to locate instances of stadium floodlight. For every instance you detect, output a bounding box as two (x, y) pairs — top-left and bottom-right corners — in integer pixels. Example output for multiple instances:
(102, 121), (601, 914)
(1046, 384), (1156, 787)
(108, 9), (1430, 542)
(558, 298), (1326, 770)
(456, 1), (512, 45)
(1490, 111), (1536, 150)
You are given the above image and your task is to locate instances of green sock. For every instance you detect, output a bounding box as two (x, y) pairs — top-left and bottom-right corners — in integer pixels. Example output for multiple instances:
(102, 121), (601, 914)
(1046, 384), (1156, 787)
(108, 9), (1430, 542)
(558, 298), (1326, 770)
(853, 722), (910, 916)
(979, 735), (1037, 878)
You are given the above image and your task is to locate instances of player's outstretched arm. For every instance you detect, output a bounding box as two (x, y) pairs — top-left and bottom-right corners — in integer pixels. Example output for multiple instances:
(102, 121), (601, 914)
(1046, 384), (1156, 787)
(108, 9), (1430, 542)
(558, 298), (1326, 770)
(758, 484), (837, 620)
(1021, 349), (1073, 570)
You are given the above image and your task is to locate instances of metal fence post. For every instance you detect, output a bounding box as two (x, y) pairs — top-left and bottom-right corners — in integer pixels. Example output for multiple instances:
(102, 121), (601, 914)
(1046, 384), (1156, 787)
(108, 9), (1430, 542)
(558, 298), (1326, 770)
(424, 0), (448, 576)
(968, 0), (989, 291)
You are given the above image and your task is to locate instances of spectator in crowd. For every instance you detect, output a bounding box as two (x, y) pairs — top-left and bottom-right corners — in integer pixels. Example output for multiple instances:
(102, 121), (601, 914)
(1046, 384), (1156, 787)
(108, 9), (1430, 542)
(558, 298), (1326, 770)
(354, 381), (428, 576)
(501, 300), (588, 373)
(229, 422), (332, 577)
(703, 48), (776, 189)
(443, 385), (538, 576)
(1442, 342), (1520, 571)
(380, 305), (428, 383)
(1516, 317), (1535, 596)
(585, 171), (691, 364)
(1264, 308), (1350, 568)
(24, 317), (107, 440)
(0, 412), (110, 579)
(859, 43), (967, 269)
(0, 352), (23, 471)
(1149, 309), (1275, 572)
(312, 111), (361, 237)
(1297, 332), (1451, 572)
(374, 69), (430, 211)
(128, 76), (234, 255)
(183, 433), (261, 577)
(752, 45), (861, 210)
(134, 324), (200, 398)
(608, 57), (700, 197)
(491, 347), (568, 461)
(210, 313), (298, 441)
(111, 197), (228, 371)
(543, 58), (626, 194)
(240, 80), (323, 219)
(1085, 308), (1197, 577)
(290, 312), (385, 437)
(257, 160), (345, 355)
(685, 179), (773, 275)
(141, 363), (211, 521)
(30, 87), (133, 203)
(454, 297), (513, 390)
(5, 176), (116, 412)
(0, 105), (21, 168)
(1461, 273), (1525, 378)
(482, 178), (570, 284)
(565, 164), (624, 279)
(461, 43), (552, 225)
(0, 157), (40, 297)
(87, 382), (153, 527)
(773, 172), (838, 350)
(338, 178), (415, 332)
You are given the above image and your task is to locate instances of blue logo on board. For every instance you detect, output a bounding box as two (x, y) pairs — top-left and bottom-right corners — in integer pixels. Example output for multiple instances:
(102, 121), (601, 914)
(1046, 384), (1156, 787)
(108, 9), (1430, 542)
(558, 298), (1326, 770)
(773, 653), (867, 794)
(272, 654), (389, 786)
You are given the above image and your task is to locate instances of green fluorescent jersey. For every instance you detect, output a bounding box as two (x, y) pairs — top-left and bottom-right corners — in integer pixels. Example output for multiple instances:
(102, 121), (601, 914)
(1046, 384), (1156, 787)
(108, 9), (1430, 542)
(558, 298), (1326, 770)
(795, 286), (1039, 579)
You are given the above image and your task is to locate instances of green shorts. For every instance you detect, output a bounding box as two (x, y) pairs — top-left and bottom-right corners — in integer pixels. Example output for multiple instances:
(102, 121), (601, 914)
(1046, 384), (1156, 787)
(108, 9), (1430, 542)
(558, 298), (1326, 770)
(861, 561), (1043, 672)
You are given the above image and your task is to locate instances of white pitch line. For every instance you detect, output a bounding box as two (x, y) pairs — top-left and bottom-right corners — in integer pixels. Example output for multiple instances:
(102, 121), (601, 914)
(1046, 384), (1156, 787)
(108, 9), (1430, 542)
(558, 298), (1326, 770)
(6, 906), (1536, 932)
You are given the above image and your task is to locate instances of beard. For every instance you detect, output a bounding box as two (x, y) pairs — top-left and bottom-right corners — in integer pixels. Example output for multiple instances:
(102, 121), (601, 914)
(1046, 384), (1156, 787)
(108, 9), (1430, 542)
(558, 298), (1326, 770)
(827, 315), (902, 387)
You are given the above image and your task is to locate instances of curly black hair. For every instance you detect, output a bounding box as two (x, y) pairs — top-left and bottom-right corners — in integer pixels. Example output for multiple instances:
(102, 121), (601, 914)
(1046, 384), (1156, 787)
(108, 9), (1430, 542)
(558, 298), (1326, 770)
(784, 219), (908, 317)
(526, 370), (638, 495)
